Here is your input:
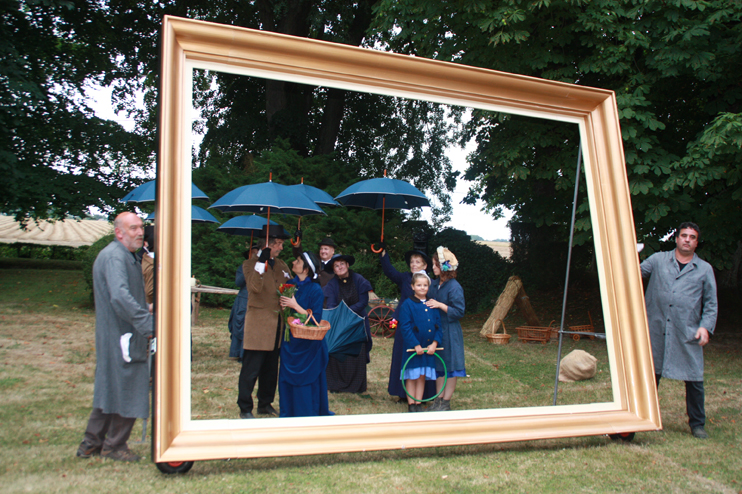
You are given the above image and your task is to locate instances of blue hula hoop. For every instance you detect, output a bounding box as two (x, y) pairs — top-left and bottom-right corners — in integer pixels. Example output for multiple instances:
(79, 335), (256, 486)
(401, 351), (447, 403)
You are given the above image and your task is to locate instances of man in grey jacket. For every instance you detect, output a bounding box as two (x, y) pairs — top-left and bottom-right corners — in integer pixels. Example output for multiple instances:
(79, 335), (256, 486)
(641, 222), (718, 439)
(76, 212), (154, 461)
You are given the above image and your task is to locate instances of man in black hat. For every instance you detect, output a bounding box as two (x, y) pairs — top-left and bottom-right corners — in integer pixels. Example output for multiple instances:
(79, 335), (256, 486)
(293, 236), (338, 287)
(237, 225), (292, 419)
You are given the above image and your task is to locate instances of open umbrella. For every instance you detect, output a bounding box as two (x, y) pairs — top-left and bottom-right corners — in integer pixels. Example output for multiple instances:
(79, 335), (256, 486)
(146, 205), (220, 224)
(322, 301), (367, 358)
(334, 171), (430, 253)
(287, 178), (338, 246)
(122, 181), (209, 203)
(209, 176), (325, 245)
(216, 215), (281, 236)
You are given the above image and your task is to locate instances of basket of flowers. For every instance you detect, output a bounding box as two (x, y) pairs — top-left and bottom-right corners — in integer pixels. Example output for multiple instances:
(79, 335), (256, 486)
(287, 309), (331, 341)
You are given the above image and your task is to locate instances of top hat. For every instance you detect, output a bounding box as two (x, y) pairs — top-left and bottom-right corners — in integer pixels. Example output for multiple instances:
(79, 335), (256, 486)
(261, 224), (290, 239)
(318, 237), (338, 248)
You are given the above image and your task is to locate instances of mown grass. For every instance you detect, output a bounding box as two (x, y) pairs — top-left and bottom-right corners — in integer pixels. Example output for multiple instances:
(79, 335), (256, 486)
(1, 266), (741, 493)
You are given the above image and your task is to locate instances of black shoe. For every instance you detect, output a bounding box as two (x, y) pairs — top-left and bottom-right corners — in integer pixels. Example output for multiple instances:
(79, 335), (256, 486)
(76, 440), (101, 458)
(239, 411), (255, 419)
(257, 404), (278, 416)
(691, 426), (708, 439)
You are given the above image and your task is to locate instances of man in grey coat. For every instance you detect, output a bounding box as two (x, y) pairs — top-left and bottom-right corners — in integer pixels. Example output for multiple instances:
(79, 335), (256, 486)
(76, 212), (154, 461)
(641, 221), (718, 439)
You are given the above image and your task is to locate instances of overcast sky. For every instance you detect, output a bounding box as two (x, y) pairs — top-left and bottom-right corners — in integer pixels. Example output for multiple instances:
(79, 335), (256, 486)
(88, 86), (511, 241)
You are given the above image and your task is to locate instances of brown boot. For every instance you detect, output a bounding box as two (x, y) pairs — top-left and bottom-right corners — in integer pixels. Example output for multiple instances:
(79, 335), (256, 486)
(425, 397), (443, 412)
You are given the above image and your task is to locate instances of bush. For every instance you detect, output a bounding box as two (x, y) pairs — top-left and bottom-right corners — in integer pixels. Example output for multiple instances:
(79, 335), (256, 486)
(82, 234), (115, 297)
(429, 228), (513, 313)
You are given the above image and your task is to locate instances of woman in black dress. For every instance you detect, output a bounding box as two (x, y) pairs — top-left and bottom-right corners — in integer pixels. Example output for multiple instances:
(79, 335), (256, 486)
(322, 255), (373, 393)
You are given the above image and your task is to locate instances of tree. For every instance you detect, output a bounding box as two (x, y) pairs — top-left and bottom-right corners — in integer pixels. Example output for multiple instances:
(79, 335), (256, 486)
(372, 0), (742, 276)
(0, 0), (153, 222)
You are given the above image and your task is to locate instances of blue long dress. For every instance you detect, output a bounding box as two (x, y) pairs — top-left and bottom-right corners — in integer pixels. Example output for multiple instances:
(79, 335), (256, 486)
(397, 297), (442, 382)
(428, 278), (466, 377)
(278, 276), (332, 417)
(227, 264), (247, 359)
(380, 252), (437, 400)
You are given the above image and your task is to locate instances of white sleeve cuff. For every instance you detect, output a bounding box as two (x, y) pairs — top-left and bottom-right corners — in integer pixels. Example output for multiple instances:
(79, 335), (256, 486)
(254, 262), (266, 275)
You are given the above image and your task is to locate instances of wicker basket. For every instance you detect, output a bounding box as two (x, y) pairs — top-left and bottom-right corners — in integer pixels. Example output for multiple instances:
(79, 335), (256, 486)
(516, 325), (553, 344)
(288, 309), (331, 341)
(568, 311), (595, 340)
(485, 319), (511, 345)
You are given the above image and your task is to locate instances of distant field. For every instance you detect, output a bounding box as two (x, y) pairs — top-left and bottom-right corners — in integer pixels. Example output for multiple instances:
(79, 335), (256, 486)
(477, 240), (511, 259)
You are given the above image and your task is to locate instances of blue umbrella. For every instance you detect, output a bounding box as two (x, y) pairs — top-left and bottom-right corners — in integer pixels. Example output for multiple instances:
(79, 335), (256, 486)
(209, 181), (325, 216)
(322, 301), (367, 358)
(287, 181), (339, 207)
(217, 215), (283, 236)
(209, 178), (325, 245)
(122, 181), (209, 203)
(286, 179), (338, 245)
(335, 177), (429, 210)
(146, 205), (220, 224)
(334, 173), (430, 252)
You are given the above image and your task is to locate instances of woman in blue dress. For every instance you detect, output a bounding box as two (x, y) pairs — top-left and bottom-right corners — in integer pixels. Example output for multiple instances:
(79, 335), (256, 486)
(397, 273), (442, 412)
(278, 251), (332, 417)
(379, 248), (437, 402)
(425, 246), (466, 411)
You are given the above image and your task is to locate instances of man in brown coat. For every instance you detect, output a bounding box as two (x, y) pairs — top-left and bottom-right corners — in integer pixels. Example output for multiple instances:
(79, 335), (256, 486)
(237, 225), (291, 418)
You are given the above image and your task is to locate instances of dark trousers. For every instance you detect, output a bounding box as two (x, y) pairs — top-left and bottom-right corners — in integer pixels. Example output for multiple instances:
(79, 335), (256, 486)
(237, 347), (280, 413)
(655, 374), (705, 428)
(83, 408), (136, 452)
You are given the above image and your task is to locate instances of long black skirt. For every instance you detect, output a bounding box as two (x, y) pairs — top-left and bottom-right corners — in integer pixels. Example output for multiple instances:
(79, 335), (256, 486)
(326, 342), (367, 393)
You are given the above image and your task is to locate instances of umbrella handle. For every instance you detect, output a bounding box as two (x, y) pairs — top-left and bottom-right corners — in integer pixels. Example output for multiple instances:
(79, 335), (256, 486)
(291, 237), (301, 247)
(370, 243), (383, 254)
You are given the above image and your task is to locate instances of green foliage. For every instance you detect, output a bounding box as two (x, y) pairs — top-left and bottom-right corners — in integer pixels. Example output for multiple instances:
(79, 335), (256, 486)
(372, 0), (742, 272)
(429, 228), (512, 312)
(1, 0), (155, 222)
(82, 234), (114, 297)
(0, 243), (88, 261)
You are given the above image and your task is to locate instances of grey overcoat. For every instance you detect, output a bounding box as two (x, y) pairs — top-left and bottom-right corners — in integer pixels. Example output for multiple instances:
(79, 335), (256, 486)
(92, 239), (154, 418)
(641, 250), (718, 381)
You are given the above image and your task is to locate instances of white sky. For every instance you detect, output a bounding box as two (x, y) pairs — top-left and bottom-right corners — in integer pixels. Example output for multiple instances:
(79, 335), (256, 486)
(88, 86), (511, 241)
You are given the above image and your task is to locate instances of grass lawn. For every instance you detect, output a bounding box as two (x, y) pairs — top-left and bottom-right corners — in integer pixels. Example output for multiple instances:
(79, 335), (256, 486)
(1, 266), (740, 493)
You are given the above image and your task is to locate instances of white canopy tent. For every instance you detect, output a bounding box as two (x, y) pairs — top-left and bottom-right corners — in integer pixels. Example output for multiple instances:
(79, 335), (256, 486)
(0, 215), (113, 248)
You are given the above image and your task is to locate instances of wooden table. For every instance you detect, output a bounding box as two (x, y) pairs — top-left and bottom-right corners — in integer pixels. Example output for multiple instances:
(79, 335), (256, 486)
(191, 285), (239, 325)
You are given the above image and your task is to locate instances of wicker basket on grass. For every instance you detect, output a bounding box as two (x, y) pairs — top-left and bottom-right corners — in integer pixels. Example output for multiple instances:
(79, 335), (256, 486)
(485, 319), (511, 345)
(288, 309), (331, 341)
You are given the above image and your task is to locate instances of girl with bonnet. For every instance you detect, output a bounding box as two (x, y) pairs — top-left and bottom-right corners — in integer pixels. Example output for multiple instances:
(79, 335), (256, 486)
(425, 246), (466, 411)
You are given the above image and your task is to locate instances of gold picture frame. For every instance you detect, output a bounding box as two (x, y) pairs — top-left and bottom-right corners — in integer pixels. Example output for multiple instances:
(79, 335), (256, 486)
(153, 15), (660, 463)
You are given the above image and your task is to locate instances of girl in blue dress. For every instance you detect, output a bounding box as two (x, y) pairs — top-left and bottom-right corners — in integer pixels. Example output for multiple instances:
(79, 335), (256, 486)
(397, 273), (442, 412)
(278, 251), (333, 417)
(425, 246), (466, 411)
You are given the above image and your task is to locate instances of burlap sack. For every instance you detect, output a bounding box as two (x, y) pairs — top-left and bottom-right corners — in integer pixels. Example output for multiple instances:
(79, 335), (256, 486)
(559, 349), (597, 382)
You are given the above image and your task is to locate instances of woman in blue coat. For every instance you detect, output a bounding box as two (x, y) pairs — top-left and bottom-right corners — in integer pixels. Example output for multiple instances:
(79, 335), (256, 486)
(425, 246), (466, 411)
(379, 248), (437, 402)
(397, 273), (442, 412)
(278, 251), (332, 417)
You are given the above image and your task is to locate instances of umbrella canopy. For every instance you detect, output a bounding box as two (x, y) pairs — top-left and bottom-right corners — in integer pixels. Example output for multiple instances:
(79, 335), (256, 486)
(287, 183), (339, 207)
(322, 301), (367, 357)
(335, 175), (430, 252)
(146, 205), (220, 224)
(122, 181), (209, 203)
(209, 181), (326, 216)
(216, 215), (283, 236)
(334, 177), (430, 210)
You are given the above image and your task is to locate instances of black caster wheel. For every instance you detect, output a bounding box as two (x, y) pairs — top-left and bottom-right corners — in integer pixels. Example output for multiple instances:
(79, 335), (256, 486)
(609, 432), (635, 442)
(156, 461), (195, 474)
